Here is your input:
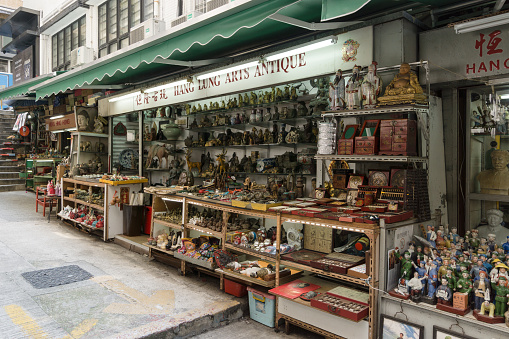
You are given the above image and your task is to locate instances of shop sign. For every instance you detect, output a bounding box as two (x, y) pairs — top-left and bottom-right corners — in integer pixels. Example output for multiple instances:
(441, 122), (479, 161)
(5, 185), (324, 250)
(45, 113), (76, 132)
(103, 26), (373, 116)
(13, 46), (33, 85)
(420, 23), (509, 84)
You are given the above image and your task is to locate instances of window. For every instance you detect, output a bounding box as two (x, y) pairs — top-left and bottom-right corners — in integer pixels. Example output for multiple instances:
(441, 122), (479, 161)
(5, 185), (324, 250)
(98, 0), (153, 58)
(51, 16), (86, 71)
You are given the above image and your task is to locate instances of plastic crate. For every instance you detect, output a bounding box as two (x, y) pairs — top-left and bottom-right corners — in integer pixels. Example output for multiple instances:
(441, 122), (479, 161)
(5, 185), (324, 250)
(247, 287), (276, 327)
(224, 278), (247, 297)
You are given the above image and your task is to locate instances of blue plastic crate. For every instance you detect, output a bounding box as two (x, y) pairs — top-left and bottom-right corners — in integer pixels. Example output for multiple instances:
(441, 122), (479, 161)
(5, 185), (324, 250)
(247, 287), (276, 328)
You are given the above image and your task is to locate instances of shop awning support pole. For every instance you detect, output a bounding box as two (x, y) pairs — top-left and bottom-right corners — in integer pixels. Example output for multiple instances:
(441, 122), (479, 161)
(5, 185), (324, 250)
(267, 13), (359, 30)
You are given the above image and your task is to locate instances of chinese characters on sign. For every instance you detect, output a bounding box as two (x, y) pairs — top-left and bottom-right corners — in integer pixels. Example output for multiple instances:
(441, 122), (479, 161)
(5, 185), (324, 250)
(467, 29), (506, 74)
(46, 114), (77, 132)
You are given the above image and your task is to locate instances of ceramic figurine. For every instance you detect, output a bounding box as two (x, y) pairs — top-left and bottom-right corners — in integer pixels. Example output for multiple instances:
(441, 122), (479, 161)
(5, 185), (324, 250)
(263, 108), (271, 122)
(345, 65), (362, 109)
(491, 277), (509, 316)
(360, 61), (382, 109)
(473, 269), (491, 310)
(436, 278), (453, 306)
(425, 260), (439, 302)
(378, 63), (426, 106)
(406, 271), (425, 301)
(329, 69), (345, 110)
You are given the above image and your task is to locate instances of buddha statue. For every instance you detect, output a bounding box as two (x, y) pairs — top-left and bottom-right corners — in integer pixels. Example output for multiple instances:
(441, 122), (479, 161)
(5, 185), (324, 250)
(378, 63), (427, 105)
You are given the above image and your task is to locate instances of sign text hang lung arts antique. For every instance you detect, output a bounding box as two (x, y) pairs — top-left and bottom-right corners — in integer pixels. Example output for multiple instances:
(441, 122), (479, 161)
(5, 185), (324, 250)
(102, 26), (374, 117)
(420, 23), (509, 84)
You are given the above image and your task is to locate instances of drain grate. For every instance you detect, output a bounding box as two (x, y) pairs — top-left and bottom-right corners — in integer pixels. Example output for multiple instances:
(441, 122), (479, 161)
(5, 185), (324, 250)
(21, 265), (93, 289)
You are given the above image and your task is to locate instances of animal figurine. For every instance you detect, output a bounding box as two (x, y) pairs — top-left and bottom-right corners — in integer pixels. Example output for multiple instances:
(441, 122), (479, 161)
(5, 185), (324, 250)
(145, 144), (169, 169)
(185, 149), (202, 175)
(215, 149), (229, 176)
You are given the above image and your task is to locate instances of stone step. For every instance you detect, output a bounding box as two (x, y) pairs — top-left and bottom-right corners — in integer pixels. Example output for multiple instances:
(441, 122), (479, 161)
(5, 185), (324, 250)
(0, 172), (21, 179)
(0, 178), (25, 184)
(0, 183), (25, 192)
(0, 166), (20, 172)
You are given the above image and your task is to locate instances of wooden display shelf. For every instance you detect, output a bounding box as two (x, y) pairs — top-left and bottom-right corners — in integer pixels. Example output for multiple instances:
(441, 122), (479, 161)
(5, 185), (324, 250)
(280, 260), (367, 286)
(282, 214), (379, 234)
(89, 202), (104, 211)
(225, 243), (276, 262)
(145, 243), (174, 256)
(64, 178), (105, 187)
(99, 178), (148, 185)
(185, 196), (278, 219)
(62, 196), (104, 211)
(185, 223), (222, 238)
(58, 214), (104, 232)
(153, 218), (182, 230)
(216, 261), (302, 288)
(74, 198), (89, 206)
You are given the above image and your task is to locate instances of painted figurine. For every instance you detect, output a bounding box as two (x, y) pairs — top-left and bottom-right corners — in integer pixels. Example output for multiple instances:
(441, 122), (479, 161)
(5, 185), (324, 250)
(427, 225), (437, 248)
(345, 65), (362, 109)
(329, 69), (345, 110)
(406, 271), (425, 300)
(456, 271), (473, 301)
(426, 261), (439, 300)
(473, 269), (491, 310)
(360, 61), (382, 108)
(491, 277), (509, 317)
(436, 278), (453, 306)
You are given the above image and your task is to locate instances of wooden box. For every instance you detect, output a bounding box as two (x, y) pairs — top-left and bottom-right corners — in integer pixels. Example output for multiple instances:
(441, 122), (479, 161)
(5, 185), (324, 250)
(453, 292), (468, 310)
(309, 258), (354, 274)
(281, 249), (326, 265)
(379, 119), (417, 156)
(338, 139), (355, 155)
(304, 224), (333, 253)
(310, 286), (369, 322)
(354, 120), (380, 155)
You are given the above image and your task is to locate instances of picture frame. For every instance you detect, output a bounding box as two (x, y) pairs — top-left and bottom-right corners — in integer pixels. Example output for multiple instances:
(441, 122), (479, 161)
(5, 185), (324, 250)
(346, 189), (358, 205)
(380, 314), (424, 339)
(433, 326), (476, 339)
(341, 124), (359, 139)
(347, 175), (364, 189)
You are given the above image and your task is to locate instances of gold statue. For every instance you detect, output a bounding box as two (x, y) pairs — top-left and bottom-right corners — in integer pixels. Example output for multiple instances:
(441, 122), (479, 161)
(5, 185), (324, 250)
(378, 63), (426, 105)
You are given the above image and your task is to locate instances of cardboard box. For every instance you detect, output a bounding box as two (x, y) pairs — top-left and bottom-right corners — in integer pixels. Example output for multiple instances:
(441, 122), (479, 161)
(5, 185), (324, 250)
(453, 292), (468, 310)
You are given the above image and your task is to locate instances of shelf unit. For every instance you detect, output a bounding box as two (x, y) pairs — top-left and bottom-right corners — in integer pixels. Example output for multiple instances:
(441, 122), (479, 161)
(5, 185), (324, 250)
(70, 131), (109, 174)
(25, 158), (61, 191)
(60, 178), (108, 240)
(146, 191), (380, 339)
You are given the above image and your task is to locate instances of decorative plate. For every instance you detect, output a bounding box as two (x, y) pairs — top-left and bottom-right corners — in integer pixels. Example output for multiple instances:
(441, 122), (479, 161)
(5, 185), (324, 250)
(391, 169), (406, 188)
(119, 149), (138, 169)
(368, 171), (389, 186)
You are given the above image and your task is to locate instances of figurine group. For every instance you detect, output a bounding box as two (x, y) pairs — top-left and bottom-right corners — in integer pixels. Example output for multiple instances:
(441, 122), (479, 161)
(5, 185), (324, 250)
(329, 62), (382, 110)
(330, 62), (426, 111)
(392, 224), (509, 323)
(185, 85), (301, 115)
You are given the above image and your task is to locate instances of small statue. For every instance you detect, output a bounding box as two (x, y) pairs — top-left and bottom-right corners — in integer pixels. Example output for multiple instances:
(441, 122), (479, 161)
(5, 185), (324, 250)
(345, 65), (362, 109)
(436, 278), (453, 306)
(94, 117), (105, 133)
(360, 62), (382, 109)
(250, 92), (257, 105)
(278, 124), (287, 144)
(263, 129), (273, 144)
(378, 63), (426, 105)
(329, 69), (345, 110)
(190, 118), (198, 129)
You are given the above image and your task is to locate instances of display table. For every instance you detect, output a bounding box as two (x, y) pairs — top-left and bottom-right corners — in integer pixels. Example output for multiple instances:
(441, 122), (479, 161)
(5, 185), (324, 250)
(60, 178), (146, 240)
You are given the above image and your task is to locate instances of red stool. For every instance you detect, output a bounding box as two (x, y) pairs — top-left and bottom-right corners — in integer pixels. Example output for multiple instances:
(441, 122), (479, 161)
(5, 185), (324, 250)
(36, 186), (58, 217)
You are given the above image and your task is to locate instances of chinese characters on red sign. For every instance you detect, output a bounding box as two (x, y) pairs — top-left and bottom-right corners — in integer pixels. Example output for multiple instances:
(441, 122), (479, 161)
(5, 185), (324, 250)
(467, 30), (507, 74)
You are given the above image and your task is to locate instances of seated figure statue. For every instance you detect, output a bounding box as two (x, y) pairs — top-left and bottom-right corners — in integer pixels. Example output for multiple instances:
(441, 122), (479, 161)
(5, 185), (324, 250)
(378, 63), (426, 105)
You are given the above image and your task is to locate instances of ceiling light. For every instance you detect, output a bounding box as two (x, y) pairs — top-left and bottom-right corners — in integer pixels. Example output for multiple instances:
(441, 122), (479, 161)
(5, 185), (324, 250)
(454, 13), (509, 34)
(500, 94), (509, 99)
(266, 38), (337, 61)
(145, 78), (191, 93)
(196, 61), (259, 80)
(49, 115), (64, 120)
(108, 91), (140, 102)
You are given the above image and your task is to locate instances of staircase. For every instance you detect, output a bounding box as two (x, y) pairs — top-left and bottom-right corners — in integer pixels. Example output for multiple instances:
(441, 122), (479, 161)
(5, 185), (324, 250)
(0, 110), (26, 192)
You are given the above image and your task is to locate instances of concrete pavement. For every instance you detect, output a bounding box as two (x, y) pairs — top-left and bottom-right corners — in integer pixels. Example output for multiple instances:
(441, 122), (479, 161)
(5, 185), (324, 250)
(0, 191), (320, 339)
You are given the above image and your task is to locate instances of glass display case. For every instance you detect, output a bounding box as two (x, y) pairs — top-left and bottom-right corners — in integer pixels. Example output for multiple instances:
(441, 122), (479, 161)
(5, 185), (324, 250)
(466, 86), (509, 239)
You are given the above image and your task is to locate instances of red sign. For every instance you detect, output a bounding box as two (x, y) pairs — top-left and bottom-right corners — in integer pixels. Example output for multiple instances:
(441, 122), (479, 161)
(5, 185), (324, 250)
(467, 29), (507, 74)
(19, 126), (29, 136)
(45, 113), (76, 132)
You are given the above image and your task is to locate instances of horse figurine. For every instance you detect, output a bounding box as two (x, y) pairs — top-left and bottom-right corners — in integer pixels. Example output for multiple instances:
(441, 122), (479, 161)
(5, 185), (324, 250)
(146, 144), (169, 169)
(185, 149), (202, 174)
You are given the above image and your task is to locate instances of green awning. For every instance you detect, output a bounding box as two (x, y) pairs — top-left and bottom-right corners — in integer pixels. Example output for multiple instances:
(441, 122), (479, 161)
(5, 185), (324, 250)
(0, 73), (56, 101)
(321, 0), (467, 21)
(33, 0), (313, 100)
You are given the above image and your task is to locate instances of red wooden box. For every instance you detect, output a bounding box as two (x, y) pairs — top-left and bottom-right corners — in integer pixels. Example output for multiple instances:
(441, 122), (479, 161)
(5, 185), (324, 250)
(338, 139), (355, 155)
(309, 258), (355, 274)
(310, 286), (369, 322)
(377, 210), (413, 223)
(354, 120), (380, 155)
(281, 249), (326, 265)
(379, 119), (417, 156)
(224, 278), (248, 297)
(361, 204), (387, 213)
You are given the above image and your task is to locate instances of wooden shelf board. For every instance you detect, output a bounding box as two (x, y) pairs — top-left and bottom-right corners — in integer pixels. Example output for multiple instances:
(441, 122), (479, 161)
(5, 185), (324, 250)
(225, 243), (276, 262)
(63, 178), (105, 187)
(279, 260), (367, 286)
(153, 218), (182, 230)
(185, 223), (222, 237)
(145, 243), (174, 255)
(99, 178), (148, 185)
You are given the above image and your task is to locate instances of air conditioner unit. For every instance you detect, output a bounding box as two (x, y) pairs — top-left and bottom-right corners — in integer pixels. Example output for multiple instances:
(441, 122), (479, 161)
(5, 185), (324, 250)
(206, 0), (229, 12)
(130, 18), (166, 44)
(170, 11), (204, 28)
(70, 46), (94, 68)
